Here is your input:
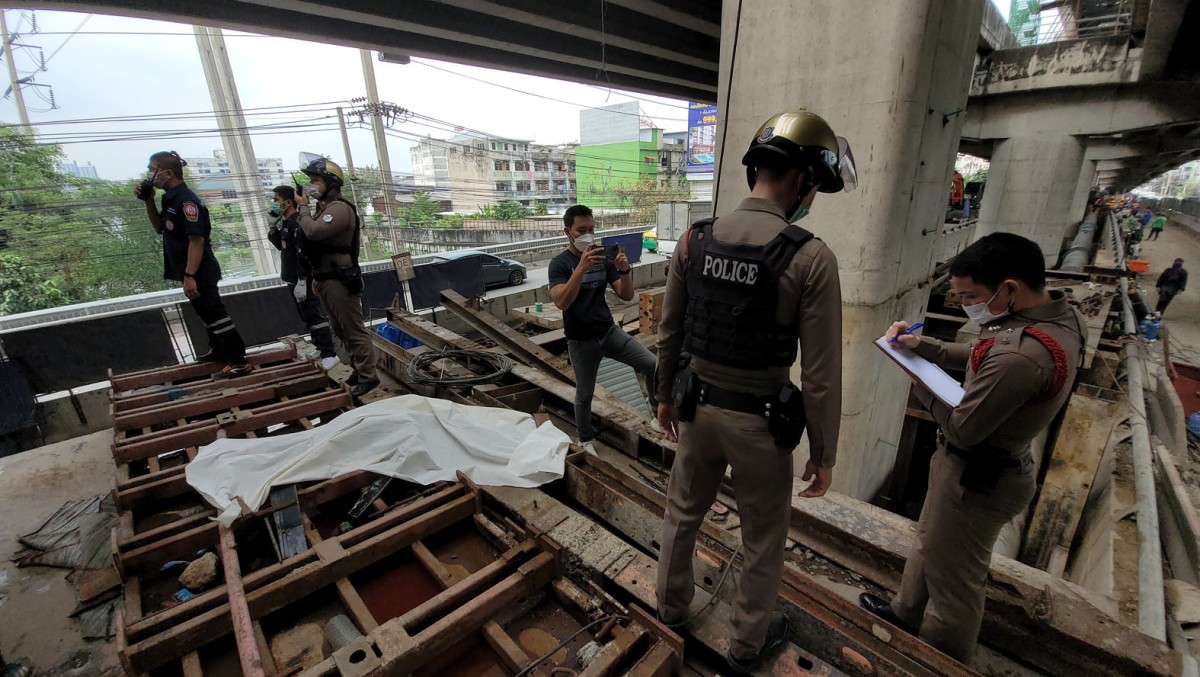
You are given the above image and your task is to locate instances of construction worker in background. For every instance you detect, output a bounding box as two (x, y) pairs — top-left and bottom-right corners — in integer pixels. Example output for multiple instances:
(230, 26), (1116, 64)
(549, 204), (658, 454)
(293, 157), (379, 398)
(862, 233), (1086, 663)
(268, 186), (339, 370)
(1148, 212), (1167, 240)
(1155, 258), (1188, 314)
(135, 151), (253, 378)
(654, 110), (856, 675)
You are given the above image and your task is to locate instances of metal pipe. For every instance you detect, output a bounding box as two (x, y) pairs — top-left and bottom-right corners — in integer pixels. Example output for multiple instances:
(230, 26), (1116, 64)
(1120, 283), (1167, 640)
(1059, 209), (1099, 272)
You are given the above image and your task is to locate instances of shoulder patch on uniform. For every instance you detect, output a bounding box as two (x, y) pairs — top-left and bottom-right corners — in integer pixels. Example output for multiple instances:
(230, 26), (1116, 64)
(321, 214), (334, 223)
(182, 202), (199, 222)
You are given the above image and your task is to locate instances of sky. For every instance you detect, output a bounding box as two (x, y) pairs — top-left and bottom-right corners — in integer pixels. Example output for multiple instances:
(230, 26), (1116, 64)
(0, 9), (692, 181)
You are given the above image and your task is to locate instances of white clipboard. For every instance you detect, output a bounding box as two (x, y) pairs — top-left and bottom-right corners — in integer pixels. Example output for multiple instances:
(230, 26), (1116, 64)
(874, 337), (965, 408)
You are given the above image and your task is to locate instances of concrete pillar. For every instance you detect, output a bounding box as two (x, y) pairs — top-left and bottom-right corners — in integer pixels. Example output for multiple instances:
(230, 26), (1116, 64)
(713, 0), (985, 500)
(975, 134), (1086, 263)
(1069, 159), (1099, 226)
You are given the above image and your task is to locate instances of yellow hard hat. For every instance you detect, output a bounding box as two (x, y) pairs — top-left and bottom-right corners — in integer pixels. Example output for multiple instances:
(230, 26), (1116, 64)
(742, 109), (857, 193)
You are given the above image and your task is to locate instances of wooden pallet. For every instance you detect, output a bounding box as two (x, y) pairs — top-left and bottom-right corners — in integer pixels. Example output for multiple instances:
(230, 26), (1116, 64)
(115, 474), (680, 676)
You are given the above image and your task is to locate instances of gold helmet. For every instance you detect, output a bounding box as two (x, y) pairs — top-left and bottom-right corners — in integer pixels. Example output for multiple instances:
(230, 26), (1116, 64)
(300, 154), (345, 188)
(742, 109), (857, 193)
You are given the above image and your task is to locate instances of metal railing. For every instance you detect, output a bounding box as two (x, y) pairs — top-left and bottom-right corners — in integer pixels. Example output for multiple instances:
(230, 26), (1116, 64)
(1011, 0), (1132, 46)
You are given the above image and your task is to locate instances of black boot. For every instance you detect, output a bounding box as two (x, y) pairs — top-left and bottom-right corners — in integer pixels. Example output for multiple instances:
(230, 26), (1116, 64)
(351, 378), (379, 398)
(725, 612), (790, 675)
(859, 593), (917, 633)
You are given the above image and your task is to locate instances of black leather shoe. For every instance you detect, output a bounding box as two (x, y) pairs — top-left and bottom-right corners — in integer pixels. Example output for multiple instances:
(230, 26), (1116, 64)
(346, 371), (360, 386)
(350, 378), (379, 398)
(725, 612), (790, 675)
(859, 593), (916, 633)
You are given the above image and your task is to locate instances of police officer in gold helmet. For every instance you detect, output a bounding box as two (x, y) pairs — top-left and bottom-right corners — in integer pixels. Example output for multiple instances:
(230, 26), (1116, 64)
(293, 154), (379, 397)
(654, 109), (856, 674)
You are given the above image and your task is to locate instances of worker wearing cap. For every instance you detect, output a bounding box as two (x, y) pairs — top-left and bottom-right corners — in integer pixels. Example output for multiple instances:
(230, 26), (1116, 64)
(862, 233), (1086, 662)
(654, 109), (856, 675)
(135, 150), (253, 378)
(293, 157), (378, 398)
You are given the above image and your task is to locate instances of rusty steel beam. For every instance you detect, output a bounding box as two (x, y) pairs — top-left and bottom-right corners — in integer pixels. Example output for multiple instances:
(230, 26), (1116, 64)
(218, 524), (267, 677)
(113, 372), (330, 431)
(109, 346), (298, 392)
(111, 361), (317, 413)
(438, 289), (574, 383)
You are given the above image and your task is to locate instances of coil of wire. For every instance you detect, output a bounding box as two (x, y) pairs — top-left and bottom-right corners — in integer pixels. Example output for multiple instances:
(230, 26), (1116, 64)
(406, 348), (514, 386)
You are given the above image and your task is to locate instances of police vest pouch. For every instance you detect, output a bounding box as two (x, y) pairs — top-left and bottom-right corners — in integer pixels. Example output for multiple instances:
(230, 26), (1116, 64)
(335, 262), (363, 295)
(767, 383), (806, 452)
(672, 359), (699, 423)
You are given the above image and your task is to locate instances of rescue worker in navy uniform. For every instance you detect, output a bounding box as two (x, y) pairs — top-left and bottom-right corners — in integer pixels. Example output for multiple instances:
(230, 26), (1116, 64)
(654, 110), (856, 675)
(293, 157), (379, 398)
(861, 233), (1086, 663)
(135, 151), (252, 378)
(268, 186), (339, 370)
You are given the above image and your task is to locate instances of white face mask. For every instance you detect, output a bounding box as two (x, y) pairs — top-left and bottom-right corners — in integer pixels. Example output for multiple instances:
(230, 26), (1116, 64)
(962, 286), (1010, 325)
(573, 233), (595, 249)
(306, 184), (323, 200)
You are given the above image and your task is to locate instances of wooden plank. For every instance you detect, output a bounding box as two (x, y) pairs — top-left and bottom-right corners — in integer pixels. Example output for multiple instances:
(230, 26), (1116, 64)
(1020, 393), (1119, 574)
(529, 327), (566, 347)
(440, 289), (574, 383)
(112, 361), (317, 412)
(512, 304), (564, 330)
(111, 346), (297, 392)
(220, 523), (266, 677)
(123, 491), (475, 673)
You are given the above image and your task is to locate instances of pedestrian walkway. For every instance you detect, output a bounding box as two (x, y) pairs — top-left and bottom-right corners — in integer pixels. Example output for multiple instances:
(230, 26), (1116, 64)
(1136, 217), (1200, 364)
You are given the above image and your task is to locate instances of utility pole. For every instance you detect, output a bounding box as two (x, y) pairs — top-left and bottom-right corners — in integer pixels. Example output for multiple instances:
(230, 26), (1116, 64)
(359, 49), (397, 253)
(193, 25), (277, 276)
(336, 106), (371, 261)
(1, 11), (31, 131)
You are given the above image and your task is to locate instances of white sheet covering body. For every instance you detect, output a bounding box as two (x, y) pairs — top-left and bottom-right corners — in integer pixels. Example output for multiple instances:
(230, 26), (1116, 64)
(185, 395), (570, 525)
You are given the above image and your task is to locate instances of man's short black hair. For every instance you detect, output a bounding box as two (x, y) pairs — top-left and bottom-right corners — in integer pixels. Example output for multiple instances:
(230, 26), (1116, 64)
(950, 233), (1046, 292)
(564, 204), (592, 229)
(149, 151), (185, 179)
(273, 185), (295, 202)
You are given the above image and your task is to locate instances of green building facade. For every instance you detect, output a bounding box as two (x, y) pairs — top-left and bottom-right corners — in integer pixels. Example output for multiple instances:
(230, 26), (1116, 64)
(576, 130), (660, 211)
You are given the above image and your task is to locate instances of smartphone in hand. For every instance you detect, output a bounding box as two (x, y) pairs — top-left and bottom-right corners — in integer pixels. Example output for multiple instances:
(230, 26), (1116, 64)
(602, 244), (621, 260)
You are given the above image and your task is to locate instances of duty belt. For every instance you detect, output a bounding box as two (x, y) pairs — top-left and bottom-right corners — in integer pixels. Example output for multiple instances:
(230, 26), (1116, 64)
(938, 430), (1032, 470)
(697, 380), (774, 417)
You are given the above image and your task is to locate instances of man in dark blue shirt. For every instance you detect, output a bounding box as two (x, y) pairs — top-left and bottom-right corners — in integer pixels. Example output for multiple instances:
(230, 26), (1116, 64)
(134, 151), (251, 378)
(268, 186), (338, 369)
(549, 205), (657, 454)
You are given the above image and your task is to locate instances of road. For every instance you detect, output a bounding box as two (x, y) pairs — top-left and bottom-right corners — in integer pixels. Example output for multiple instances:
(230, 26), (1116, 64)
(1136, 219), (1200, 364)
(501, 251), (669, 296)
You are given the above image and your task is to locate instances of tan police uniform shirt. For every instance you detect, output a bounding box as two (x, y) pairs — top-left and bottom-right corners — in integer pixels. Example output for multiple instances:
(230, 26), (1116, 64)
(297, 199), (355, 275)
(655, 198), (843, 468)
(911, 291), (1085, 456)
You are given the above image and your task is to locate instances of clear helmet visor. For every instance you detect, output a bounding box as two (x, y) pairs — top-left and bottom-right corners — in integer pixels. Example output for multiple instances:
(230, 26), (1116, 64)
(837, 136), (858, 192)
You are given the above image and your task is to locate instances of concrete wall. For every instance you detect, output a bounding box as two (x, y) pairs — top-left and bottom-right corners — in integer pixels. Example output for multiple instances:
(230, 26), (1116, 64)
(713, 0), (985, 500)
(402, 228), (563, 254)
(971, 36), (1139, 96)
(447, 146), (496, 213)
(1147, 197), (1200, 235)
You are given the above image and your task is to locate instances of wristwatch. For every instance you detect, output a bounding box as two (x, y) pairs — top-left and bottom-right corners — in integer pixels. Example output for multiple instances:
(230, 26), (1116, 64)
(617, 267), (632, 275)
(183, 272), (196, 278)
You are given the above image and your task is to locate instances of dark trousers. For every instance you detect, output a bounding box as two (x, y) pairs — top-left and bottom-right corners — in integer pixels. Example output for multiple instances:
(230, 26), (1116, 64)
(566, 324), (657, 442)
(1149, 229), (1162, 240)
(1157, 288), (1179, 313)
(192, 283), (247, 365)
(289, 280), (336, 358)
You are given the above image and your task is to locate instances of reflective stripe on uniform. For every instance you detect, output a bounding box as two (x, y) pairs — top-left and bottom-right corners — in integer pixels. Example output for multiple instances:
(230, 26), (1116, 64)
(308, 322), (330, 330)
(206, 317), (233, 330)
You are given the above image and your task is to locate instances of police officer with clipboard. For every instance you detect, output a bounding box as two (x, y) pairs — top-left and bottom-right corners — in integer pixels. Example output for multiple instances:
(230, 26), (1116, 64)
(654, 109), (857, 674)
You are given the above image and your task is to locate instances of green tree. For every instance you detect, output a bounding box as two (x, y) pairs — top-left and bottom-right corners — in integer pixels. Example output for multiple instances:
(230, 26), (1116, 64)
(533, 202), (549, 216)
(0, 253), (66, 314)
(494, 200), (532, 220)
(615, 176), (690, 225)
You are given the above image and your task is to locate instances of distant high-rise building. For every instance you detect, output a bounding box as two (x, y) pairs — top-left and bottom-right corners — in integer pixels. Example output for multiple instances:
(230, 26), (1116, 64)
(60, 160), (99, 179)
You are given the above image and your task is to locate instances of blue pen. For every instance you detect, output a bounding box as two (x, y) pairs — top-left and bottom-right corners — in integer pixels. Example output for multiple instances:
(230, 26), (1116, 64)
(889, 322), (924, 343)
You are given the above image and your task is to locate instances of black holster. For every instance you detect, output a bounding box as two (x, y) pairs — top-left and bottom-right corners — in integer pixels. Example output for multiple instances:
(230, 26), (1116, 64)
(671, 356), (699, 423)
(946, 441), (1025, 495)
(767, 383), (806, 451)
(335, 262), (363, 295)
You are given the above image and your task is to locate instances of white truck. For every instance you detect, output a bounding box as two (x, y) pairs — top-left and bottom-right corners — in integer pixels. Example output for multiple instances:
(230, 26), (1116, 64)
(654, 200), (713, 256)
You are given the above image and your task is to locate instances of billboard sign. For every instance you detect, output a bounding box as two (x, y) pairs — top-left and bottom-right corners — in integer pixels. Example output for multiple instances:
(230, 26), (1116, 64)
(687, 103), (717, 170)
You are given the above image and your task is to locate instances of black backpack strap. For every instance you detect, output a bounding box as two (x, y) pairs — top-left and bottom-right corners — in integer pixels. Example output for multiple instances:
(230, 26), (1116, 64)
(335, 197), (362, 265)
(761, 224), (815, 282)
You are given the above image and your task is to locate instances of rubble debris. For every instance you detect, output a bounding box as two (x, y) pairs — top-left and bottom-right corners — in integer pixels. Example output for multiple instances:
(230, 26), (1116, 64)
(178, 552), (219, 590)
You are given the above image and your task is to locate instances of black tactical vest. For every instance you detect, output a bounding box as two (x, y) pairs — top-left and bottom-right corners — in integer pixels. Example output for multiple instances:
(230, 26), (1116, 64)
(683, 218), (813, 370)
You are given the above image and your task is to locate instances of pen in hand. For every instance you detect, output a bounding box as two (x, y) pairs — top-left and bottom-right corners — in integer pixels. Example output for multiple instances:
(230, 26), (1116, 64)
(888, 322), (924, 344)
